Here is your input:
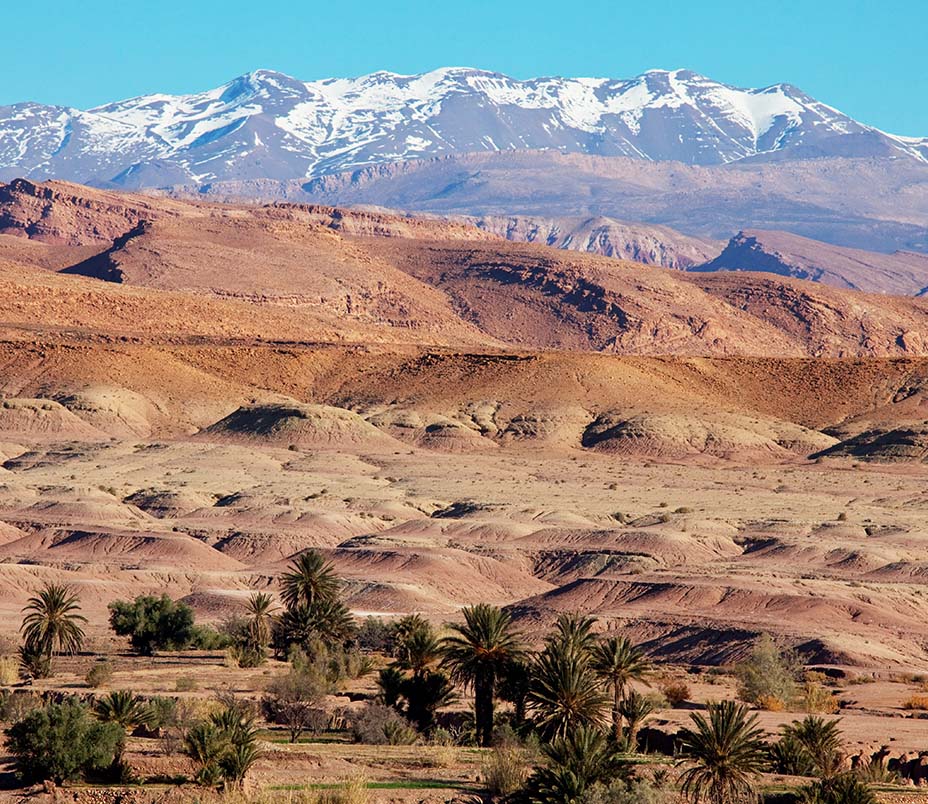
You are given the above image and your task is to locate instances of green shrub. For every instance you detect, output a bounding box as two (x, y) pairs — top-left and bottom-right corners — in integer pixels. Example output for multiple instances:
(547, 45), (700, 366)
(108, 594), (195, 655)
(85, 660), (115, 688)
(5, 698), (124, 784)
(189, 624), (233, 651)
(735, 634), (800, 706)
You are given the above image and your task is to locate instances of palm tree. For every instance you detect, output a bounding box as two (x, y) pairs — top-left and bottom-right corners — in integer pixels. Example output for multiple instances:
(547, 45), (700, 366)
(95, 690), (154, 732)
(526, 641), (610, 741)
(280, 550), (340, 610)
(520, 725), (631, 804)
(617, 690), (656, 751)
(244, 592), (277, 649)
(590, 635), (652, 741)
(550, 613), (599, 658)
(439, 603), (524, 747)
(678, 700), (769, 804)
(395, 625), (441, 678)
(780, 716), (845, 778)
(798, 773), (876, 804)
(20, 583), (86, 670)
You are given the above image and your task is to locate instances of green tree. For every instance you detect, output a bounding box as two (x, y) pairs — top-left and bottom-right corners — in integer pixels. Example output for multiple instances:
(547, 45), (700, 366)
(550, 613), (599, 658)
(6, 698), (123, 784)
(589, 636), (651, 742)
(735, 634), (799, 708)
(617, 691), (656, 751)
(678, 700), (768, 804)
(280, 550), (340, 610)
(401, 669), (456, 735)
(19, 583), (86, 676)
(439, 603), (524, 747)
(108, 594), (195, 655)
(527, 641), (610, 741)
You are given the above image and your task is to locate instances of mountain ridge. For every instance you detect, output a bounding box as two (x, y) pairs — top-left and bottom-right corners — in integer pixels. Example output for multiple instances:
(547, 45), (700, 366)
(3, 67), (926, 190)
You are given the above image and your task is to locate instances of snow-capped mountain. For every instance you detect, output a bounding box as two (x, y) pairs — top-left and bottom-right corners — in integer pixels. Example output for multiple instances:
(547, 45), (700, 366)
(1, 67), (926, 188)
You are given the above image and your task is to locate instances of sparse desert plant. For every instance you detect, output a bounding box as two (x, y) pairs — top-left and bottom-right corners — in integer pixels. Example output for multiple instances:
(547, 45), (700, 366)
(755, 693), (787, 712)
(175, 674), (199, 692)
(315, 776), (370, 804)
(85, 659), (115, 688)
(348, 703), (418, 745)
(262, 664), (332, 742)
(801, 681), (839, 714)
(903, 694), (928, 710)
(483, 743), (530, 797)
(0, 655), (19, 685)
(660, 679), (691, 707)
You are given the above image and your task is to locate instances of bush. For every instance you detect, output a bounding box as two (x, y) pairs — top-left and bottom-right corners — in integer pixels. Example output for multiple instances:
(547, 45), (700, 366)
(85, 660), (115, 688)
(5, 698), (124, 784)
(579, 778), (675, 804)
(189, 625), (233, 651)
(357, 617), (392, 652)
(108, 594), (195, 655)
(483, 744), (529, 797)
(175, 675), (198, 692)
(735, 634), (800, 706)
(0, 656), (18, 685)
(903, 694), (928, 710)
(659, 679), (690, 707)
(262, 666), (332, 742)
(349, 703), (418, 745)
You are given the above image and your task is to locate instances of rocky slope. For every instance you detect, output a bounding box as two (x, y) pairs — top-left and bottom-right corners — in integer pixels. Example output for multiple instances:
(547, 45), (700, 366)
(4, 179), (928, 358)
(693, 230), (928, 295)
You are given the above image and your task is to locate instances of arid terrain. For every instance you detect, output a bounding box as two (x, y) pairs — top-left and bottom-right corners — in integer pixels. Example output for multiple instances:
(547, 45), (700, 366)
(0, 178), (927, 800)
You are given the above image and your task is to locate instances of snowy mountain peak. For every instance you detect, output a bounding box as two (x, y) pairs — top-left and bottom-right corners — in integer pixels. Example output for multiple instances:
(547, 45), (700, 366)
(1, 67), (925, 189)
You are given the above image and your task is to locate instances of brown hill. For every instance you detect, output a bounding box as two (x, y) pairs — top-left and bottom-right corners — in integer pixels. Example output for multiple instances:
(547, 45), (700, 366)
(4, 179), (928, 358)
(693, 229), (928, 295)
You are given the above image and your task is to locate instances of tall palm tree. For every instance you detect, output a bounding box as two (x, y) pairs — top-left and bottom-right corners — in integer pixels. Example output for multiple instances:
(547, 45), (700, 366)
(439, 603), (524, 747)
(617, 690), (656, 751)
(395, 625), (441, 678)
(590, 635), (652, 741)
(20, 583), (87, 663)
(244, 592), (277, 650)
(280, 550), (340, 610)
(526, 641), (610, 741)
(678, 700), (769, 804)
(550, 613), (599, 658)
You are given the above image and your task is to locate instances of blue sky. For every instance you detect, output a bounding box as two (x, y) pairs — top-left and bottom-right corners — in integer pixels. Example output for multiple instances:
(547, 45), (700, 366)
(5, 0), (926, 136)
